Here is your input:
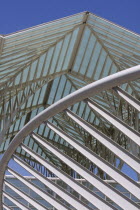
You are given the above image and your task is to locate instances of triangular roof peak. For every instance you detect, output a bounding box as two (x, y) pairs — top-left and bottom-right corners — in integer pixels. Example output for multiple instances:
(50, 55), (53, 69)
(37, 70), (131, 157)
(2, 11), (140, 38)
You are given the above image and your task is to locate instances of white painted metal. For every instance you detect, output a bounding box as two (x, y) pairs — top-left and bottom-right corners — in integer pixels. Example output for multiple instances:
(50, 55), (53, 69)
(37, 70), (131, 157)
(4, 181), (47, 210)
(113, 86), (140, 111)
(20, 144), (116, 210)
(3, 204), (12, 210)
(7, 168), (70, 210)
(86, 99), (140, 146)
(3, 192), (29, 210)
(46, 121), (140, 199)
(0, 65), (140, 209)
(21, 144), (139, 210)
(12, 155), (91, 210)
(65, 109), (140, 173)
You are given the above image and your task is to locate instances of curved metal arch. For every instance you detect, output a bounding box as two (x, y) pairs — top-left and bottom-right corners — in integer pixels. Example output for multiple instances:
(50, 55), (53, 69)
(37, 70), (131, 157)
(0, 23), (83, 147)
(0, 65), (140, 209)
(0, 70), (68, 145)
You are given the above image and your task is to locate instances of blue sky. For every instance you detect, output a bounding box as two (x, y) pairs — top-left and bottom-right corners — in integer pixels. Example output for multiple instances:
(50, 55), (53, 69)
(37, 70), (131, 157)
(0, 0), (140, 35)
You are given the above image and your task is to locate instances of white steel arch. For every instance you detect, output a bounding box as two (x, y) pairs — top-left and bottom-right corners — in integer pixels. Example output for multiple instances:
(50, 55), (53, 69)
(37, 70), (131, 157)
(0, 65), (140, 209)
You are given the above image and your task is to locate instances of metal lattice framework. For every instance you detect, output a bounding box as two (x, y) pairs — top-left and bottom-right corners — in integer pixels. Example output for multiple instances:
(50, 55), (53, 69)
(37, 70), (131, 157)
(0, 11), (140, 209)
(0, 66), (140, 209)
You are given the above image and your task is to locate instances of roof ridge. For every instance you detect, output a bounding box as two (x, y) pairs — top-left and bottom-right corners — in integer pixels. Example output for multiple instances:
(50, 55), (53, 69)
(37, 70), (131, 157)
(2, 11), (140, 39)
(3, 11), (88, 38)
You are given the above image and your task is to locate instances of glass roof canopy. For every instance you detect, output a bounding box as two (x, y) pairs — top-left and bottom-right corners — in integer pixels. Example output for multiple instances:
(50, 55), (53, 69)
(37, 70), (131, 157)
(0, 11), (140, 177)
